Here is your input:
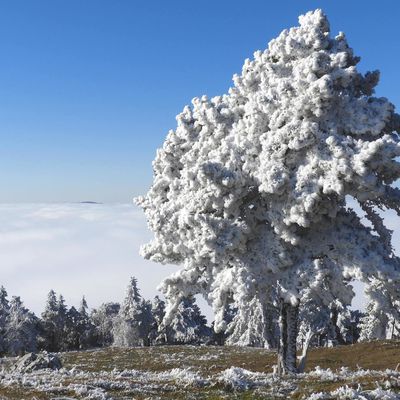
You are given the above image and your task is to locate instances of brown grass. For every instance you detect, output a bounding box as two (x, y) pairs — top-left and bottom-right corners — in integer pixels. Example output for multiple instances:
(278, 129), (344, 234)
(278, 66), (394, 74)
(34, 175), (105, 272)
(305, 340), (400, 371)
(0, 340), (399, 399)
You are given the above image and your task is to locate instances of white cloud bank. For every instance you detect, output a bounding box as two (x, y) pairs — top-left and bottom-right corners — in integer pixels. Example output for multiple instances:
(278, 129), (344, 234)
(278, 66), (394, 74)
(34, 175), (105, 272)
(0, 203), (187, 317)
(2, 202), (399, 321)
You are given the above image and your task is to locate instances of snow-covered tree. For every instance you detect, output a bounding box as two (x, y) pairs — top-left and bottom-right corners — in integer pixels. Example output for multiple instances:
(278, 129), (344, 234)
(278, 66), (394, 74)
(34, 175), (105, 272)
(0, 286), (10, 355)
(113, 277), (151, 347)
(338, 309), (364, 344)
(39, 290), (68, 351)
(137, 9), (400, 374)
(76, 296), (95, 349)
(151, 296), (166, 327)
(39, 290), (58, 351)
(163, 297), (211, 344)
(298, 300), (353, 349)
(148, 296), (166, 345)
(5, 296), (38, 356)
(142, 299), (155, 346)
(90, 302), (120, 347)
(359, 278), (398, 341)
(56, 294), (69, 350)
(64, 306), (82, 350)
(62, 299), (94, 351)
(226, 296), (278, 348)
(211, 300), (237, 345)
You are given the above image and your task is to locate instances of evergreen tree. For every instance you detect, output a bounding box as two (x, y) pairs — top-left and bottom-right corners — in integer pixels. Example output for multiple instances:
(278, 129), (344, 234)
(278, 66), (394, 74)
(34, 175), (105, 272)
(65, 306), (81, 350)
(359, 278), (397, 341)
(5, 296), (38, 356)
(39, 290), (59, 351)
(141, 299), (155, 346)
(113, 277), (149, 347)
(337, 309), (364, 344)
(90, 302), (120, 347)
(164, 297), (211, 344)
(0, 286), (10, 355)
(77, 296), (95, 349)
(148, 296), (166, 345)
(39, 290), (68, 351)
(56, 294), (69, 351)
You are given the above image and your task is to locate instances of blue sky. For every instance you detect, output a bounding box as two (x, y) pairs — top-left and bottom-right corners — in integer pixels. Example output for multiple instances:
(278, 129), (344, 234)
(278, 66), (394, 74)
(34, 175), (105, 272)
(1, 0), (399, 202)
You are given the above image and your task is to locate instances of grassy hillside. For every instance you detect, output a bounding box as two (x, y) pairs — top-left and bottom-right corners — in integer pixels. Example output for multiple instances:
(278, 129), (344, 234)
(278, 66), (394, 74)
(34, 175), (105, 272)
(0, 340), (399, 399)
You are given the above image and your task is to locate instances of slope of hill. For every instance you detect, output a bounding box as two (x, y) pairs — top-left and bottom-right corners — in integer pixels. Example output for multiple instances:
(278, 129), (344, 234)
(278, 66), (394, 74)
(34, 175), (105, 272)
(0, 340), (399, 399)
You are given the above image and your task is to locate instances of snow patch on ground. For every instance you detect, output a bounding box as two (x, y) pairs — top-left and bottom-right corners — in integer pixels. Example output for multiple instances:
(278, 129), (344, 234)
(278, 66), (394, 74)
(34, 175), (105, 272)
(308, 386), (400, 400)
(217, 366), (276, 390)
(1, 363), (400, 399)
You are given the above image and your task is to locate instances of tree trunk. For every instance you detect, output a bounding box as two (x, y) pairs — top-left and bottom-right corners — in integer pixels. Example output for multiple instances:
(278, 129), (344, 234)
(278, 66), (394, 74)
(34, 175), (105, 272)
(277, 300), (299, 375)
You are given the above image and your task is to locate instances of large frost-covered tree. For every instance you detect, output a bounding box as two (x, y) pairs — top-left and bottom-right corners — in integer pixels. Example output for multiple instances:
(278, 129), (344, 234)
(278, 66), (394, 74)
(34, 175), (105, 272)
(137, 9), (400, 374)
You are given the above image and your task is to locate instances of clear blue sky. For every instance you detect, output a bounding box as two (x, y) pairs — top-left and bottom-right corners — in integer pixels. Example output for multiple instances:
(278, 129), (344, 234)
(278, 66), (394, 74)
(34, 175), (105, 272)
(1, 1), (399, 203)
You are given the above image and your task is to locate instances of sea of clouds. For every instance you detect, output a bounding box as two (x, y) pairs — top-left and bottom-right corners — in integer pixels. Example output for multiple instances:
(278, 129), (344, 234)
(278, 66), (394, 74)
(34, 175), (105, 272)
(1, 202), (399, 320)
(0, 203), (188, 318)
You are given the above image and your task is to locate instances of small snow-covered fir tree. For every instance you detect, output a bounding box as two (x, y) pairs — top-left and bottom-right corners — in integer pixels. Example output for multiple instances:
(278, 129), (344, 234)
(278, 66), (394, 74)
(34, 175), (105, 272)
(77, 296), (95, 348)
(142, 299), (155, 346)
(163, 296), (211, 344)
(56, 294), (69, 350)
(137, 9), (400, 374)
(90, 302), (120, 347)
(152, 296), (166, 327)
(40, 290), (69, 351)
(65, 306), (82, 350)
(148, 296), (166, 345)
(5, 296), (38, 356)
(337, 309), (363, 344)
(39, 290), (58, 351)
(0, 286), (10, 355)
(113, 277), (150, 347)
(359, 278), (398, 340)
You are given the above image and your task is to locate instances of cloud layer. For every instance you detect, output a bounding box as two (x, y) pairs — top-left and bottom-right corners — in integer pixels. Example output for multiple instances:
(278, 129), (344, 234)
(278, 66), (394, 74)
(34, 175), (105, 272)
(0, 203), (186, 317)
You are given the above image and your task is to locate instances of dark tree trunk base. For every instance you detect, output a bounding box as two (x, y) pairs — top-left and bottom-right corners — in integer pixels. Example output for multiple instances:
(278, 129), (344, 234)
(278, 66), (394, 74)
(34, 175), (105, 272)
(277, 300), (299, 375)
